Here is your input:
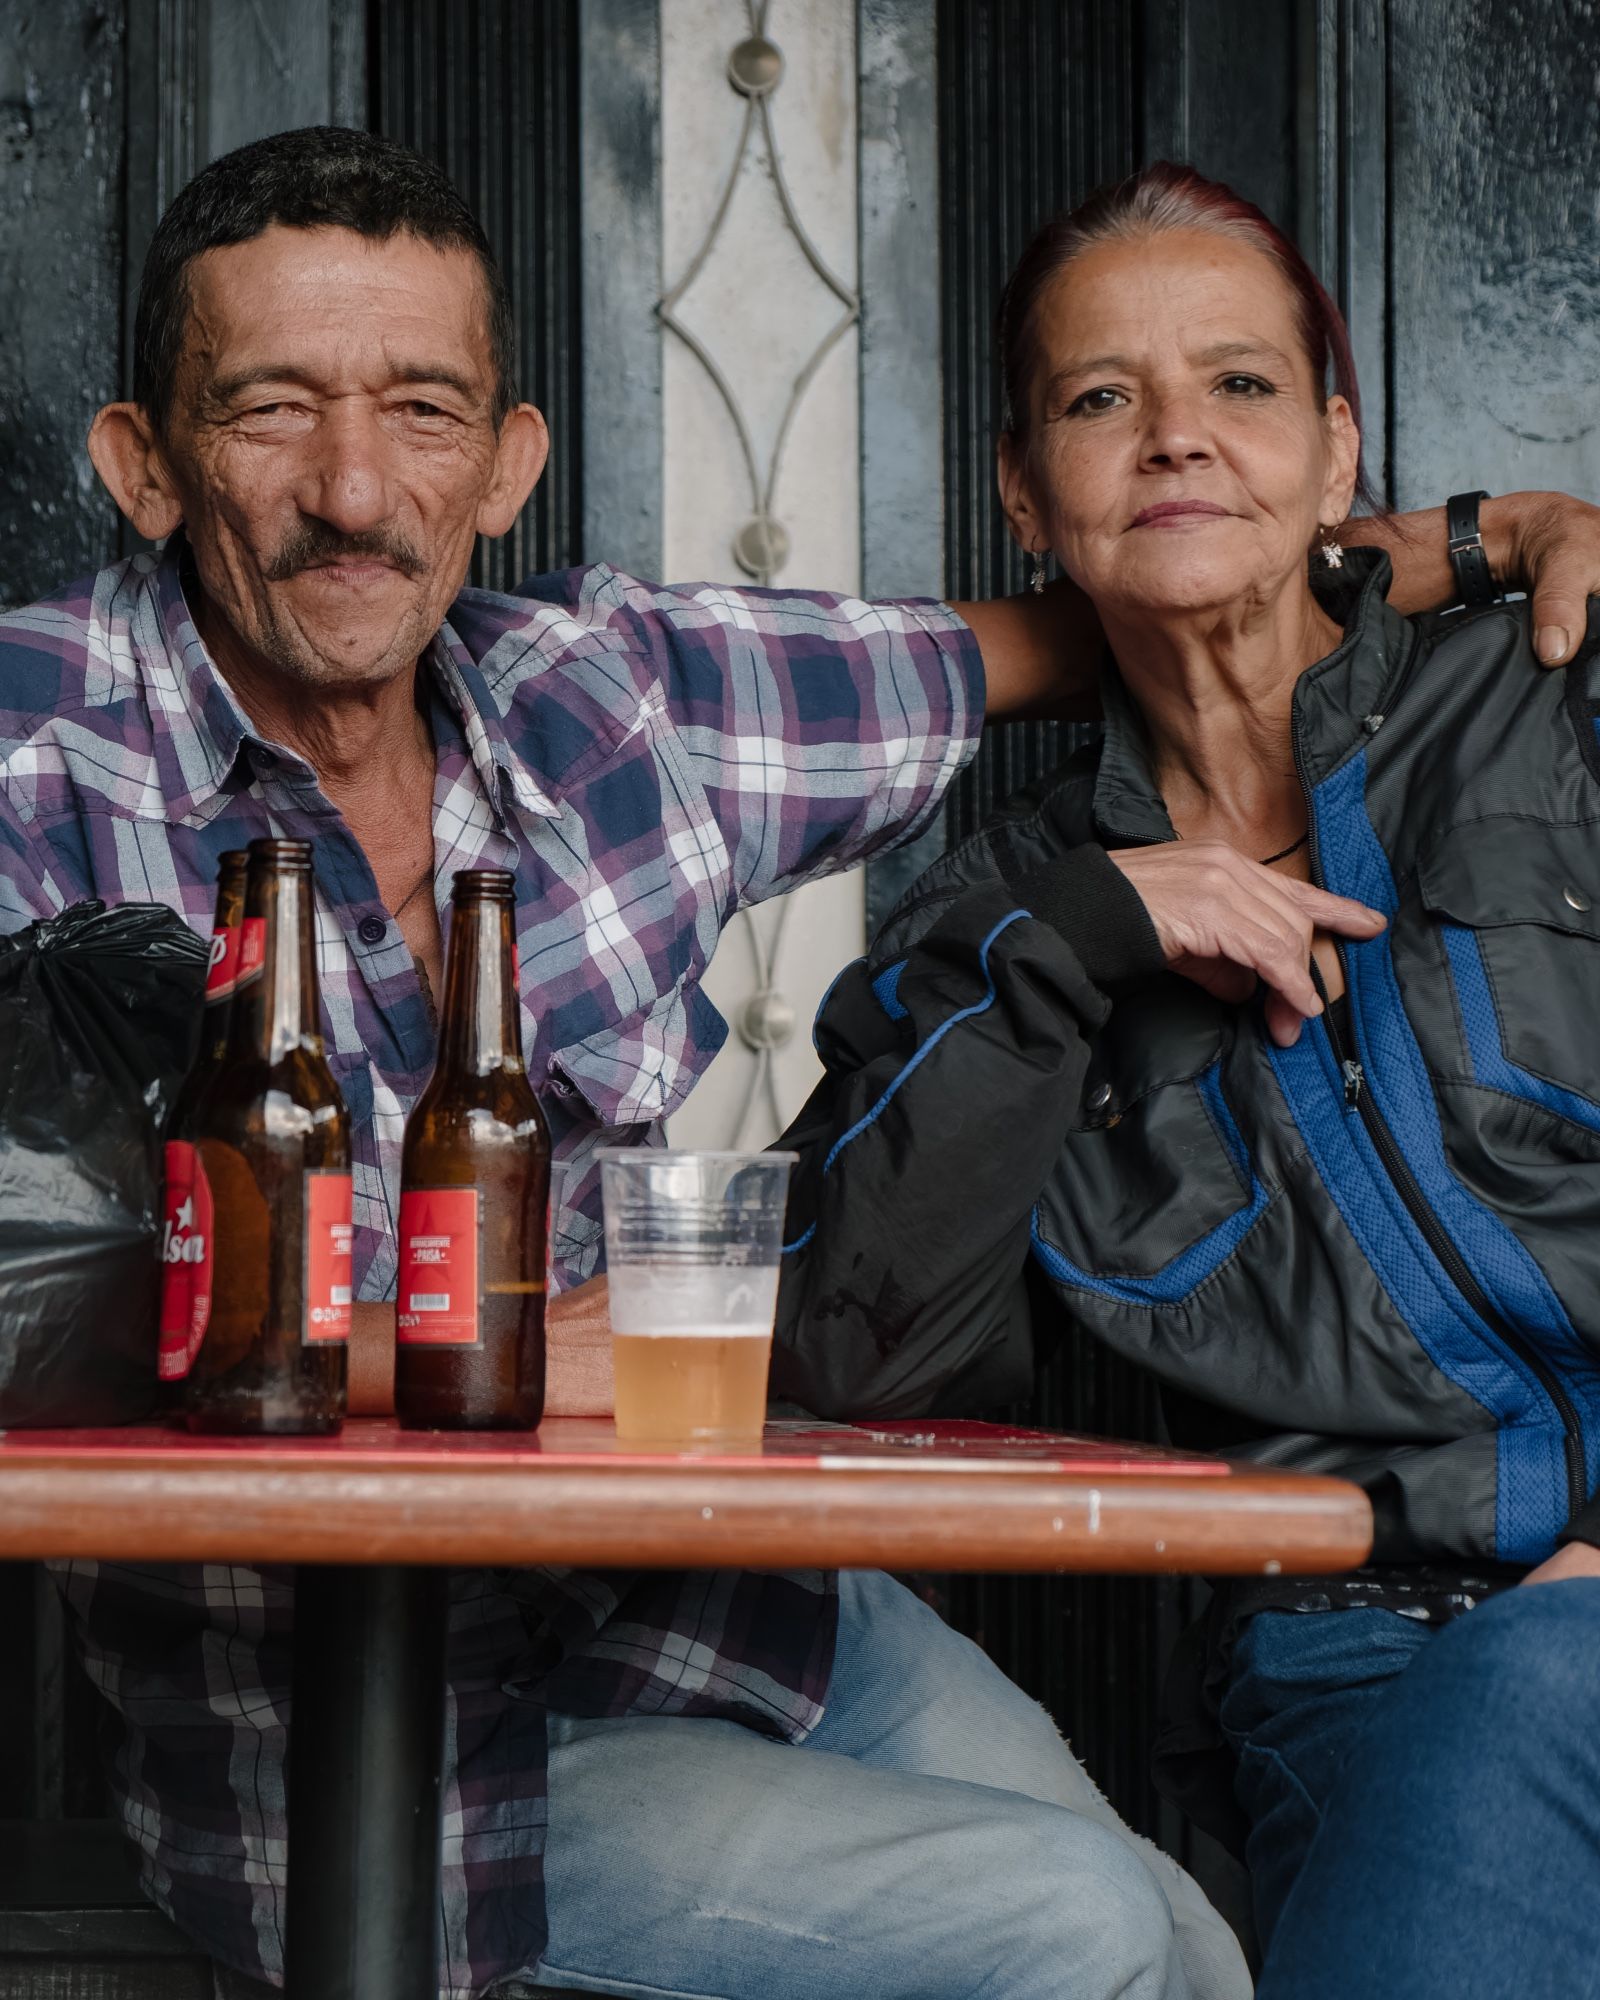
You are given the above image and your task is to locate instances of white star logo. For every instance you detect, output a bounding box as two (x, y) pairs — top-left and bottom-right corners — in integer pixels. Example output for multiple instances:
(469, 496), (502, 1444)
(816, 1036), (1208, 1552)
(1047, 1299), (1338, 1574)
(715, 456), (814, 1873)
(175, 1196), (195, 1232)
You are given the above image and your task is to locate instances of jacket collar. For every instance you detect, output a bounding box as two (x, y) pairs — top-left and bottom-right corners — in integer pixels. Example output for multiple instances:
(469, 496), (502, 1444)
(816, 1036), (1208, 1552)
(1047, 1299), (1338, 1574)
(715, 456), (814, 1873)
(1090, 545), (1413, 846)
(143, 535), (558, 825)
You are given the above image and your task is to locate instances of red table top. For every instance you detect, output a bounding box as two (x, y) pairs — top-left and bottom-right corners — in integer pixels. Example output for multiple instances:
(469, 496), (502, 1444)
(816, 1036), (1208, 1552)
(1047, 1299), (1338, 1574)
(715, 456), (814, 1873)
(0, 1416), (1372, 1576)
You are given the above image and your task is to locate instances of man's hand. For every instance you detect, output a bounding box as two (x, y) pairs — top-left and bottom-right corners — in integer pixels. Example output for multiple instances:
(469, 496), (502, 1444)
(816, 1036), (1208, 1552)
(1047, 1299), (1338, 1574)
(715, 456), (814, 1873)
(1108, 843), (1386, 1047)
(1521, 1541), (1600, 1587)
(1353, 490), (1600, 665)
(546, 1274), (615, 1417)
(1490, 491), (1600, 667)
(350, 1286), (617, 1419)
(349, 1300), (397, 1416)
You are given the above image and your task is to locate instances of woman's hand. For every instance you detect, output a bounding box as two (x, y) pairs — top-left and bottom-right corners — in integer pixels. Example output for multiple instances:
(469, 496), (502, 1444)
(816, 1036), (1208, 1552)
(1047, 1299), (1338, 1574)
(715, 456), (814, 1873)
(1108, 843), (1386, 1047)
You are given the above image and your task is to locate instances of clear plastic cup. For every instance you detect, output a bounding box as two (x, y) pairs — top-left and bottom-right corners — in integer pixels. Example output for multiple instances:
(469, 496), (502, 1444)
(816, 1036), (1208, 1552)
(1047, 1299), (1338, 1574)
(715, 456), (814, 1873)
(599, 1149), (796, 1446)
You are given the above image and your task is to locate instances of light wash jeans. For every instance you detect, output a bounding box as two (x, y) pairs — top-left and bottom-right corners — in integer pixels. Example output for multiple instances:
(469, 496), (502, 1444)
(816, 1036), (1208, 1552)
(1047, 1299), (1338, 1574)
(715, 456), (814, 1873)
(529, 1570), (1250, 2000)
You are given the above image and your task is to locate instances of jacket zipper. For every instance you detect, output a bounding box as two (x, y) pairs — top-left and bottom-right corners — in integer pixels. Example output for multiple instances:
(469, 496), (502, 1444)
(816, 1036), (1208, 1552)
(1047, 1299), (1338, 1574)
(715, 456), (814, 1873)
(1309, 887), (1589, 1522)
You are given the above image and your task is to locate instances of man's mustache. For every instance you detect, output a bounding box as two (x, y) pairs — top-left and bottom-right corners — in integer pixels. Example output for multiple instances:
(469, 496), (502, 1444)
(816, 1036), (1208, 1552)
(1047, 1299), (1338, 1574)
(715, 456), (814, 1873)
(265, 522), (427, 581)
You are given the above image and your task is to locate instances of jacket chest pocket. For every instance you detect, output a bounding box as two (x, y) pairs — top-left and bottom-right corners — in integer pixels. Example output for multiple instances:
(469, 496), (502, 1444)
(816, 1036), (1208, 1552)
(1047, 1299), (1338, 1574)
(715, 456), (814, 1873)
(1420, 817), (1600, 1128)
(1033, 983), (1272, 1302)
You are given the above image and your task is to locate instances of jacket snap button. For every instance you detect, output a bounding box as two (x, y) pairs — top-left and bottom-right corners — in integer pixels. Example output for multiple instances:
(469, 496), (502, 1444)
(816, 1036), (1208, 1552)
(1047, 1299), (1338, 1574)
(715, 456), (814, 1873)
(1563, 884), (1592, 913)
(1087, 1080), (1114, 1113)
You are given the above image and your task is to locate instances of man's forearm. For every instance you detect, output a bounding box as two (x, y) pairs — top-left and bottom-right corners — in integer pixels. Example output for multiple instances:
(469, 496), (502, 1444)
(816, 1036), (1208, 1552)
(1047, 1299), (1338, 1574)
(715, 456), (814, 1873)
(963, 491), (1600, 714)
(952, 579), (1104, 721)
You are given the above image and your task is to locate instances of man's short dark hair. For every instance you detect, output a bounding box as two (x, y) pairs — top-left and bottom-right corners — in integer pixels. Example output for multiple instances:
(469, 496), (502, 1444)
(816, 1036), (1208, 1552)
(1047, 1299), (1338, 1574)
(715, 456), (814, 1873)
(133, 125), (516, 433)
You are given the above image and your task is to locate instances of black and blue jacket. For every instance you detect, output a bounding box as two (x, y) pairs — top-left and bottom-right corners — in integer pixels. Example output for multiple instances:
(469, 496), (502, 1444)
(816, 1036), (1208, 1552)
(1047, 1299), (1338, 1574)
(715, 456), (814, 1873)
(774, 550), (1600, 1565)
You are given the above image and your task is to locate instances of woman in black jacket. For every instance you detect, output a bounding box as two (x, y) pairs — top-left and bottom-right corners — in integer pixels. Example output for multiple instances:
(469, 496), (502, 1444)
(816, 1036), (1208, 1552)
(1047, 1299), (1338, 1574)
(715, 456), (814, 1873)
(775, 162), (1600, 2000)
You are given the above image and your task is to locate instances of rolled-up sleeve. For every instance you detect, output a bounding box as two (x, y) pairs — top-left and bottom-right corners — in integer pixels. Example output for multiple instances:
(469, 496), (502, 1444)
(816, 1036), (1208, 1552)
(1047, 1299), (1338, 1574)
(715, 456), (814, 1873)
(632, 579), (984, 905)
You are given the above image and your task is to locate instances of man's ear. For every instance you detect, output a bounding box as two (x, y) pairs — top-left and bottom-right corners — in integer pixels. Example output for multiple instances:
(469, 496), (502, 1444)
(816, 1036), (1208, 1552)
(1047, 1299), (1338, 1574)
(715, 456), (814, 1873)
(477, 404), (550, 540)
(87, 404), (185, 541)
(997, 430), (1049, 565)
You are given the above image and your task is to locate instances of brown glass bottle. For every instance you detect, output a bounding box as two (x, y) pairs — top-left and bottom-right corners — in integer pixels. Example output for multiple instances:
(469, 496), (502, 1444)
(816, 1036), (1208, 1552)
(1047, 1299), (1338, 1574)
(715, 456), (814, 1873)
(396, 869), (549, 1429)
(184, 838), (353, 1434)
(158, 850), (249, 1388)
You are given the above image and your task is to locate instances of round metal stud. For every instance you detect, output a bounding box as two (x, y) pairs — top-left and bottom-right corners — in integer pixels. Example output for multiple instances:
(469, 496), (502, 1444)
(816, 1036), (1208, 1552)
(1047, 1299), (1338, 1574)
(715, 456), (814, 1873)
(739, 989), (797, 1052)
(1086, 1080), (1114, 1114)
(1563, 883), (1592, 913)
(732, 514), (791, 579)
(727, 34), (784, 97)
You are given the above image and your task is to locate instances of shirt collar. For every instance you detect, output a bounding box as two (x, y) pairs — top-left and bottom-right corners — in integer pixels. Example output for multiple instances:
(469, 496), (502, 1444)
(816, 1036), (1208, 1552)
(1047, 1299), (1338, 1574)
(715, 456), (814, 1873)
(142, 535), (560, 824)
(1090, 545), (1410, 846)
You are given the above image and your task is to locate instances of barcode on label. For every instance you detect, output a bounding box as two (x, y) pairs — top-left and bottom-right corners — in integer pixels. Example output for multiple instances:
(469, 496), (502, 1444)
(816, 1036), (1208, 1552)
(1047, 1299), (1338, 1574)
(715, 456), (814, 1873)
(407, 1294), (451, 1312)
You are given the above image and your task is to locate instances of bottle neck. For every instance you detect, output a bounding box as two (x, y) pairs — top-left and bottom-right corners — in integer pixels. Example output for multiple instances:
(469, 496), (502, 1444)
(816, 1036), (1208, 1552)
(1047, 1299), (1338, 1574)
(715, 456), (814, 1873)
(231, 865), (322, 1064)
(437, 896), (523, 1076)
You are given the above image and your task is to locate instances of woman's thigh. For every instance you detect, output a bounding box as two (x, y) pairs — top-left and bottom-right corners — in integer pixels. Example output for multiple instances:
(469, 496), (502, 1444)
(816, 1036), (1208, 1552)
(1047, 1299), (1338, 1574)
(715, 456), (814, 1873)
(1257, 1579), (1600, 2000)
(1217, 1604), (1435, 1947)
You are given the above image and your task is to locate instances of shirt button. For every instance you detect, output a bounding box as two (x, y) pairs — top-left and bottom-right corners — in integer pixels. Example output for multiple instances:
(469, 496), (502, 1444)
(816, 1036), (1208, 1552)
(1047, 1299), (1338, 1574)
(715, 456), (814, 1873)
(357, 915), (388, 946)
(1563, 884), (1592, 913)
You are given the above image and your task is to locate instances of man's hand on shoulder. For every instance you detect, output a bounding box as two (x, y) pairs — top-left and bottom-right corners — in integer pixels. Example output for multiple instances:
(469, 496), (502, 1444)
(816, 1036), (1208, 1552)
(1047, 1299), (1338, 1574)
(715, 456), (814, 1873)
(1486, 490), (1600, 667)
(1356, 489), (1600, 665)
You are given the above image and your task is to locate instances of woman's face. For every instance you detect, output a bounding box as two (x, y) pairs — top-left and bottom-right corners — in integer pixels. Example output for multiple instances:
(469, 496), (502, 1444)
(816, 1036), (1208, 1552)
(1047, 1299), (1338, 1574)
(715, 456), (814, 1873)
(999, 228), (1360, 621)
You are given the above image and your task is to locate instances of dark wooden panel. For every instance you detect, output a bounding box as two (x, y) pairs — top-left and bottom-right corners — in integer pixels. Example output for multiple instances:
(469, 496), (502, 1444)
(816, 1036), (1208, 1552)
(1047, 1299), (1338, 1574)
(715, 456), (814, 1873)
(0, 1), (127, 606)
(1388, 0), (1600, 509)
(934, 0), (1171, 1842)
(370, 0), (585, 585)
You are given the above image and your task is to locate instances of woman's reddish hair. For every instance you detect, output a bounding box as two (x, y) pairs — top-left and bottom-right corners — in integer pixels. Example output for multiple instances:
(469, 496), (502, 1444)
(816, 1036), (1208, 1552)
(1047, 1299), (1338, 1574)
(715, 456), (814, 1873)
(998, 161), (1378, 514)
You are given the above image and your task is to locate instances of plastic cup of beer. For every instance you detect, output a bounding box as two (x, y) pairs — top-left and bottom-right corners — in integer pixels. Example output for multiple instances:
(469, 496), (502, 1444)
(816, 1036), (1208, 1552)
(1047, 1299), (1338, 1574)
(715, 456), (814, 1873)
(598, 1149), (796, 1447)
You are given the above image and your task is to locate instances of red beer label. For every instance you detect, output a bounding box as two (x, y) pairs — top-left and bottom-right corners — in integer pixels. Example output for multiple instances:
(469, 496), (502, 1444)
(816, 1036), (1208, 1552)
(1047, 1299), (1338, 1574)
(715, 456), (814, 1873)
(396, 1188), (480, 1345)
(204, 922), (244, 1000)
(158, 1141), (213, 1380)
(304, 1171), (354, 1343)
(236, 916), (267, 986)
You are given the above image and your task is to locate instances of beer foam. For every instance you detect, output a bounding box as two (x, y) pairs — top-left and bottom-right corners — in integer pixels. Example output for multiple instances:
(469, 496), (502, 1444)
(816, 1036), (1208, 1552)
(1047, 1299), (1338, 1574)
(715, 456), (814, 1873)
(608, 1262), (778, 1338)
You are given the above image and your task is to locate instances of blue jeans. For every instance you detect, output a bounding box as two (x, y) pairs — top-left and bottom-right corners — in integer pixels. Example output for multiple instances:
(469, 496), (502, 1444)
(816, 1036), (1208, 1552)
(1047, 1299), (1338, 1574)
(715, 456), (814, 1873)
(1220, 1581), (1600, 2000)
(530, 1570), (1250, 2000)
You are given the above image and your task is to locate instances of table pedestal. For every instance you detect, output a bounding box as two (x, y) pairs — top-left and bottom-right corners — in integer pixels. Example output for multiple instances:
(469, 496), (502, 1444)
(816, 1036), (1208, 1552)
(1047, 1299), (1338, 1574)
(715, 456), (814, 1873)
(285, 1563), (449, 2000)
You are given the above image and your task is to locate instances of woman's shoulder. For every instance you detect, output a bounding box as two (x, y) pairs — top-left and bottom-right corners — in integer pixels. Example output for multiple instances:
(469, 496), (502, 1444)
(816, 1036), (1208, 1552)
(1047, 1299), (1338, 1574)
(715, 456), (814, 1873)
(1412, 592), (1600, 678)
(872, 746), (1102, 953)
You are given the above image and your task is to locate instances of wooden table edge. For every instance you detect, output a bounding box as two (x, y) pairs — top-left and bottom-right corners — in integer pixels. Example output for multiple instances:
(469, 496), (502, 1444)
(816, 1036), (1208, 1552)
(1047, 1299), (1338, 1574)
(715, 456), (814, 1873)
(0, 1457), (1374, 1574)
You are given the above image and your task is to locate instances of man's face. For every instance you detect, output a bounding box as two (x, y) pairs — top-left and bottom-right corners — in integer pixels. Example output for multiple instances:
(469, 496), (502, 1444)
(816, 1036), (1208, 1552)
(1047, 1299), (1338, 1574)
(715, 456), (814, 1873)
(158, 224), (516, 688)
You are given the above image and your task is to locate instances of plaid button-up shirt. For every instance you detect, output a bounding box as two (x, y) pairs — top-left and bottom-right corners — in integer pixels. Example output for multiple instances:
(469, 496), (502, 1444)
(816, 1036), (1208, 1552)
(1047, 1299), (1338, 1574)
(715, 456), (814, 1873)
(0, 540), (981, 1995)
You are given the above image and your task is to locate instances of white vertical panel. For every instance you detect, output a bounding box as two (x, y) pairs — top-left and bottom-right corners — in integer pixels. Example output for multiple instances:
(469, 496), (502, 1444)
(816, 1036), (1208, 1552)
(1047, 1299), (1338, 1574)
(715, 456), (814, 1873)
(660, 0), (867, 1150)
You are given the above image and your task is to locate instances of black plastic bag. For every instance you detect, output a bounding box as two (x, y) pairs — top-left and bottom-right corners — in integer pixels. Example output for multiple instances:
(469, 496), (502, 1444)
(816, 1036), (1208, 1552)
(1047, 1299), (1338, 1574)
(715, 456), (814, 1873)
(0, 901), (208, 1426)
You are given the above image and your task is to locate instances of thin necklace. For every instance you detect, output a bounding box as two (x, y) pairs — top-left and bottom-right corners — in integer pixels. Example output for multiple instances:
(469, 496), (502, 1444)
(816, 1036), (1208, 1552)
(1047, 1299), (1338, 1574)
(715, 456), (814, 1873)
(1258, 831), (1309, 866)
(1174, 827), (1309, 867)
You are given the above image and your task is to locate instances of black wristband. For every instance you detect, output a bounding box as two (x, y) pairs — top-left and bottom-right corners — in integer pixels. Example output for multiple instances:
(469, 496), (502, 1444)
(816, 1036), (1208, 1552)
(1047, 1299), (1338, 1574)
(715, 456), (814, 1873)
(1446, 490), (1497, 607)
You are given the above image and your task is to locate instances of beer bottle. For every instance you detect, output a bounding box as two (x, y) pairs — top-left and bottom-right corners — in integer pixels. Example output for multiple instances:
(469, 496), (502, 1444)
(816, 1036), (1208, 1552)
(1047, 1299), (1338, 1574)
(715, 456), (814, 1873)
(183, 838), (353, 1434)
(396, 869), (549, 1429)
(158, 850), (249, 1386)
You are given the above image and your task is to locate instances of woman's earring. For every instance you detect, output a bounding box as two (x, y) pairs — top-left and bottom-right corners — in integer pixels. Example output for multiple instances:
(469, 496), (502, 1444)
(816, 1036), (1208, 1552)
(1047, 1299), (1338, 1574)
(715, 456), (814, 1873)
(1319, 526), (1345, 570)
(1029, 549), (1047, 594)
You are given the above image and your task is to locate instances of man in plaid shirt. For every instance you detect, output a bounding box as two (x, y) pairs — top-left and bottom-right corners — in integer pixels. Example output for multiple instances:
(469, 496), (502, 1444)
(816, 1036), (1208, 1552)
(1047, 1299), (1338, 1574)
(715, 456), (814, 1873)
(4, 128), (1596, 2000)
